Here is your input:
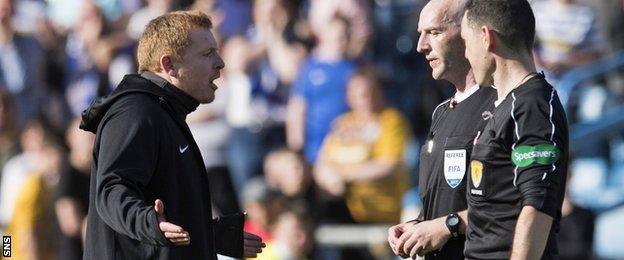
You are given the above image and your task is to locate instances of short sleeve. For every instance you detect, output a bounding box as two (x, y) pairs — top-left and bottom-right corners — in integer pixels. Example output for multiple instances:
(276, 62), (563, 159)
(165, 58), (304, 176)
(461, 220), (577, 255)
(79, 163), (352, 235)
(510, 91), (567, 218)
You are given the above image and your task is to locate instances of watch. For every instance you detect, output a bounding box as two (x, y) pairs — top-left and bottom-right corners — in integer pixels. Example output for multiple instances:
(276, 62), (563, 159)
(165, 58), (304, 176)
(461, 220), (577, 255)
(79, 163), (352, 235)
(445, 213), (461, 239)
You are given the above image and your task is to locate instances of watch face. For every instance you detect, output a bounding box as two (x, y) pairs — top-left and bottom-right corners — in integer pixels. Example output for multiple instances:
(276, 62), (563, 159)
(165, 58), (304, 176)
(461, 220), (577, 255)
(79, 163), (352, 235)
(447, 216), (459, 226)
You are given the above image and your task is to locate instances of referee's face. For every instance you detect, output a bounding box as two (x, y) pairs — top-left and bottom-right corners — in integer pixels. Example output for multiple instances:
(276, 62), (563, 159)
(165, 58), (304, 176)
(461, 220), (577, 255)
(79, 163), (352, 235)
(461, 13), (494, 86)
(416, 1), (469, 83)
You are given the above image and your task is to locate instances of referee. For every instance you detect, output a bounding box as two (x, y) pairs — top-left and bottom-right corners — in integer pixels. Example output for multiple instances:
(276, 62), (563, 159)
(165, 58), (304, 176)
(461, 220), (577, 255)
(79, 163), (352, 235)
(387, 0), (496, 259)
(461, 0), (568, 259)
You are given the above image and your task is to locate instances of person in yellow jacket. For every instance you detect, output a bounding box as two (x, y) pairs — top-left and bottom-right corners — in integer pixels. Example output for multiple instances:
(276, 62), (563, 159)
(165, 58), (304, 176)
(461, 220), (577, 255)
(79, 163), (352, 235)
(315, 66), (412, 224)
(6, 136), (64, 260)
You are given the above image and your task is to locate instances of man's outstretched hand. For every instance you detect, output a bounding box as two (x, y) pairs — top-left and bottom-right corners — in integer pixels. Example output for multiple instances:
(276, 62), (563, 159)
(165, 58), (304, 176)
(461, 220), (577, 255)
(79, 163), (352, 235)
(243, 232), (265, 258)
(155, 199), (190, 246)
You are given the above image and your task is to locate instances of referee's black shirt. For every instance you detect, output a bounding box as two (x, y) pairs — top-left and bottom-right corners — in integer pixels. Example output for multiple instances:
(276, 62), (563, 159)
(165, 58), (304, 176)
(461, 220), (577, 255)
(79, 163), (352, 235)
(418, 86), (496, 260)
(465, 74), (568, 260)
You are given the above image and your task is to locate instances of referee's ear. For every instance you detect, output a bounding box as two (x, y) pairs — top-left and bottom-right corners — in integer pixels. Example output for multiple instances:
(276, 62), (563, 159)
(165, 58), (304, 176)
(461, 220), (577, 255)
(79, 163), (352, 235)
(480, 25), (495, 52)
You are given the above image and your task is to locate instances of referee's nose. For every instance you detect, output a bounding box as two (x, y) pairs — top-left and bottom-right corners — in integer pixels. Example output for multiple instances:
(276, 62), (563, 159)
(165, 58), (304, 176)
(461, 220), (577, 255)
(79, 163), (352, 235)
(416, 32), (430, 54)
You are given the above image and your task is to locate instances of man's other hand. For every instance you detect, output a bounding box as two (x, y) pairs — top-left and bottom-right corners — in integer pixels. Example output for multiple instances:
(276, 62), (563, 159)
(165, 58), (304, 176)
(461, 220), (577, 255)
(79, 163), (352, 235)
(243, 232), (265, 258)
(397, 218), (451, 258)
(388, 221), (417, 258)
(155, 199), (190, 245)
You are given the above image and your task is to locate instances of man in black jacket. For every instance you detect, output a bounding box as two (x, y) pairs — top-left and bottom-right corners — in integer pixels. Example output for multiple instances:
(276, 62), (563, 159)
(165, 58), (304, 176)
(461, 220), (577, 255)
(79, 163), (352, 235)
(81, 10), (264, 259)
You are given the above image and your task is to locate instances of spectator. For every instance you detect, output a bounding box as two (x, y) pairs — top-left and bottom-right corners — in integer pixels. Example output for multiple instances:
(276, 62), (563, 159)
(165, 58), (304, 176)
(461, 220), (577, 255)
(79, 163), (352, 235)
(286, 14), (356, 164)
(0, 0), (47, 128)
(216, 0), (253, 40)
(263, 148), (315, 207)
(250, 0), (306, 85)
(314, 66), (410, 224)
(0, 89), (18, 172)
(225, 0), (306, 195)
(242, 177), (283, 243)
(0, 119), (48, 228)
(258, 202), (314, 260)
(190, 0), (224, 41)
(126, 0), (174, 40)
(532, 0), (606, 83)
(307, 0), (372, 58)
(578, 0), (624, 53)
(64, 0), (132, 117)
(6, 131), (64, 260)
(219, 36), (263, 195)
(55, 119), (94, 260)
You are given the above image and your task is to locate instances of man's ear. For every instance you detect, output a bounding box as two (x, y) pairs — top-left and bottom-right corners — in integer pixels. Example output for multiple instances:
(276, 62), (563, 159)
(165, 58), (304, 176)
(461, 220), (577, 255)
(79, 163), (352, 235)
(481, 25), (495, 52)
(159, 54), (177, 77)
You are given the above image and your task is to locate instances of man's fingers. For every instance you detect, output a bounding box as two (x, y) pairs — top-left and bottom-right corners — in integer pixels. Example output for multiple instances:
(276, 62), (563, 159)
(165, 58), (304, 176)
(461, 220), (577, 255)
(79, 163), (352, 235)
(244, 231), (266, 250)
(389, 240), (398, 255)
(396, 230), (410, 256)
(388, 225), (404, 252)
(164, 231), (189, 239)
(243, 232), (262, 241)
(244, 244), (263, 258)
(410, 241), (423, 259)
(245, 245), (263, 253)
(171, 238), (190, 246)
(154, 199), (164, 216)
(388, 227), (400, 255)
(401, 234), (419, 257)
(159, 221), (184, 233)
(170, 237), (190, 243)
(244, 247), (263, 258)
(244, 239), (265, 249)
(243, 231), (265, 257)
(244, 232), (265, 249)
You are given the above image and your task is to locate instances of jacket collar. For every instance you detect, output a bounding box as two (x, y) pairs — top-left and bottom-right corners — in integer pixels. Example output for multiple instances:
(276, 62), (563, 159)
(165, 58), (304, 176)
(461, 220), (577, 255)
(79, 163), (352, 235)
(140, 71), (199, 118)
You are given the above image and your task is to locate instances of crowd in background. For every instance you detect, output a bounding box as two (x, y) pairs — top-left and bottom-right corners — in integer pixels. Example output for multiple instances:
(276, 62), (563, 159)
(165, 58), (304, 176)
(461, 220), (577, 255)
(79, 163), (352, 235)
(0, 0), (622, 259)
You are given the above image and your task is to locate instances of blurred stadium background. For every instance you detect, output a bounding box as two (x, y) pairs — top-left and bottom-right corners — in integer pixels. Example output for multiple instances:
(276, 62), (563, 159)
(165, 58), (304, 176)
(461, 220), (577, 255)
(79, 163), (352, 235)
(0, 0), (622, 259)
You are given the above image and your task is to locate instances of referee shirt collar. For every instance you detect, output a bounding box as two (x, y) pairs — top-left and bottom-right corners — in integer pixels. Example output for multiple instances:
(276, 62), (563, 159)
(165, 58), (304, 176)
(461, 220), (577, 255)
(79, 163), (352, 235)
(453, 84), (480, 104)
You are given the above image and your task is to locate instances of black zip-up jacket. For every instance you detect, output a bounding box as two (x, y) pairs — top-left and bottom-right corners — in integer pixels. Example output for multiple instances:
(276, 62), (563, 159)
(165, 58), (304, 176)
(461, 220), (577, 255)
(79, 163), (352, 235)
(81, 72), (243, 260)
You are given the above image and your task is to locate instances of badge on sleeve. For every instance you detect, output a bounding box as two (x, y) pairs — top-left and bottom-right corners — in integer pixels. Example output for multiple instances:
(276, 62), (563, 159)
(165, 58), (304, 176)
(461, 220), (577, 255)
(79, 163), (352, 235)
(470, 160), (484, 196)
(444, 149), (466, 188)
(471, 160), (483, 188)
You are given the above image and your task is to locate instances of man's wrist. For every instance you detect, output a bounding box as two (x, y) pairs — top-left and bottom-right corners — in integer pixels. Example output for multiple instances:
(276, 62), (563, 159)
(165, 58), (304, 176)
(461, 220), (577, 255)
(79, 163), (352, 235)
(436, 217), (452, 239)
(444, 213), (461, 239)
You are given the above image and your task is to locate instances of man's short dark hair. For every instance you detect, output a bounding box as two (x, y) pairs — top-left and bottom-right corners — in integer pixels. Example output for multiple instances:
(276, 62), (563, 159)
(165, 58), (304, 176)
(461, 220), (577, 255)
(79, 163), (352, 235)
(465, 0), (535, 52)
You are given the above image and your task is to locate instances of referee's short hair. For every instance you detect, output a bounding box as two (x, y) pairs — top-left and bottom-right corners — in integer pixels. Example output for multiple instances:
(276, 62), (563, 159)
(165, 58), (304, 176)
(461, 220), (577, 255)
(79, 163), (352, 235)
(465, 0), (535, 53)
